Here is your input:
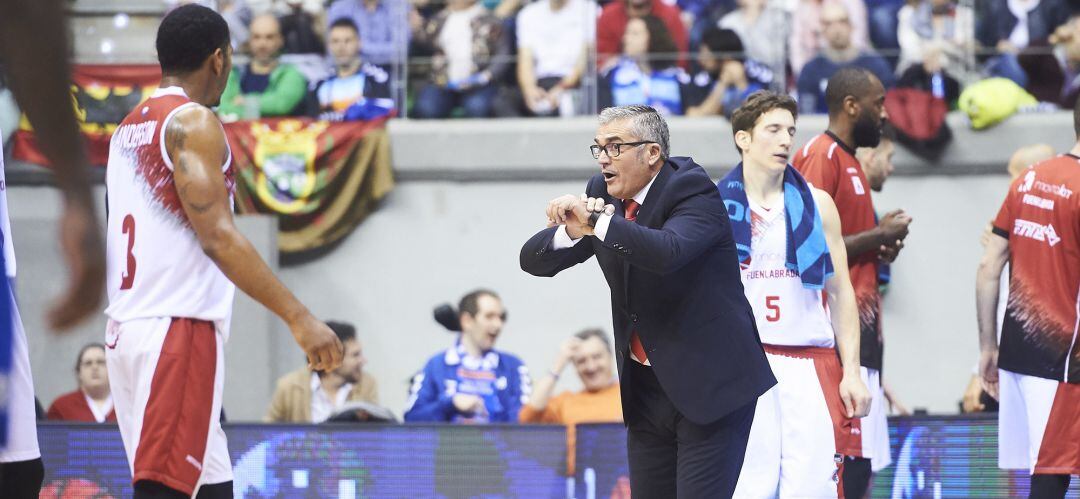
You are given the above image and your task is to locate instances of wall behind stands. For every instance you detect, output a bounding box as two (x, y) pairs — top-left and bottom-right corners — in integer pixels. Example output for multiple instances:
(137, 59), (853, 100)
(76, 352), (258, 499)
(15, 112), (1079, 420)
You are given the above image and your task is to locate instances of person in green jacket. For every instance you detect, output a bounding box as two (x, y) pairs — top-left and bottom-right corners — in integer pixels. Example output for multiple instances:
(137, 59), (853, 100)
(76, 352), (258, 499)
(217, 13), (308, 121)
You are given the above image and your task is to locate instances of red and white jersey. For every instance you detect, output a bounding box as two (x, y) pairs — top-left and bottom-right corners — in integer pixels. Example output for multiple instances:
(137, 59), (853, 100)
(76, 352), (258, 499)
(104, 87), (235, 328)
(741, 201), (835, 347)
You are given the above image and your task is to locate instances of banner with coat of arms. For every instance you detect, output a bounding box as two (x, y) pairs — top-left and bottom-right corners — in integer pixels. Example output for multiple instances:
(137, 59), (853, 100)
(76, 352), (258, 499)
(10, 64), (395, 259)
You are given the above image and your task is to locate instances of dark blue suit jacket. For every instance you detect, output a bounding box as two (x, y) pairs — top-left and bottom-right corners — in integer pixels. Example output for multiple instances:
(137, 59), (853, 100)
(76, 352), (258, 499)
(520, 157), (775, 424)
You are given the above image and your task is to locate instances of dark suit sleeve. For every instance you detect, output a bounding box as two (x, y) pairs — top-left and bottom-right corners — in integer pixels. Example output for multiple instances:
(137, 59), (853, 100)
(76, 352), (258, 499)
(601, 172), (726, 275)
(520, 177), (602, 276)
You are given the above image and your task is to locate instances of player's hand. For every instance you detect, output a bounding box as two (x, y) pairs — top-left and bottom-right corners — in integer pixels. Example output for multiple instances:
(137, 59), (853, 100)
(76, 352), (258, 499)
(839, 373), (872, 418)
(878, 240), (903, 263)
(879, 209), (911, 242)
(554, 336), (584, 372)
(452, 394), (486, 415)
(48, 197), (105, 331)
(979, 348), (1000, 400)
(961, 374), (986, 413)
(290, 314), (344, 371)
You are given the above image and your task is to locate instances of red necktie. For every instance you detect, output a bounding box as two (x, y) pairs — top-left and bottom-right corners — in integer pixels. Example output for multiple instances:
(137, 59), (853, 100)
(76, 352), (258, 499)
(624, 200), (648, 364)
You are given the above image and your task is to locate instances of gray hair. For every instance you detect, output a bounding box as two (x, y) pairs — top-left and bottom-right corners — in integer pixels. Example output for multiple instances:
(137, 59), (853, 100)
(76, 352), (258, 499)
(598, 105), (670, 161)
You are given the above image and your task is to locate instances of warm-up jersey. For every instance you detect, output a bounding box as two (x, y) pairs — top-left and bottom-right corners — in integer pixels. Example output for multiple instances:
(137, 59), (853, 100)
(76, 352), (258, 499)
(104, 87), (236, 328)
(793, 132), (882, 369)
(993, 154), (1080, 382)
(741, 201), (834, 347)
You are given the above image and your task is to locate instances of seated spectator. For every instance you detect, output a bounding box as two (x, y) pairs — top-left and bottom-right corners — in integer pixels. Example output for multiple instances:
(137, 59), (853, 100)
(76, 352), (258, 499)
(596, 0), (689, 69)
(978, 0), (1068, 91)
(520, 329), (622, 475)
(218, 14), (309, 120)
(1051, 14), (1080, 108)
(500, 0), (593, 117)
(328, 0), (410, 65)
(316, 19), (395, 121)
(280, 0), (326, 54)
(789, 0), (869, 75)
(404, 290), (530, 423)
(796, 1), (894, 113)
(865, 0), (905, 58)
(717, 0), (789, 75)
(685, 27), (772, 117)
(678, 0), (734, 51)
(599, 16), (691, 115)
(265, 321), (380, 423)
(411, 0), (509, 119)
(896, 0), (975, 73)
(46, 343), (116, 423)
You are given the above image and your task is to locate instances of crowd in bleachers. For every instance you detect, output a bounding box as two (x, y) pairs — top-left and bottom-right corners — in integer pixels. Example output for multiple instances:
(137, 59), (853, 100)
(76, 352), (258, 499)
(147, 0), (1080, 120)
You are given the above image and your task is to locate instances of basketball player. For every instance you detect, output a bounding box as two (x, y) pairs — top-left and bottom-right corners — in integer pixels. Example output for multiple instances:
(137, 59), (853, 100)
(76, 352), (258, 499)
(976, 100), (1080, 498)
(793, 67), (910, 496)
(0, 0), (107, 496)
(722, 91), (870, 497)
(104, 5), (342, 498)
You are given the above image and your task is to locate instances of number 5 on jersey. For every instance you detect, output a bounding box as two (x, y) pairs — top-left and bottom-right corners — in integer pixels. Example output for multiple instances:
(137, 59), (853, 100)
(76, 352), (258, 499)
(120, 214), (137, 290)
(765, 295), (781, 322)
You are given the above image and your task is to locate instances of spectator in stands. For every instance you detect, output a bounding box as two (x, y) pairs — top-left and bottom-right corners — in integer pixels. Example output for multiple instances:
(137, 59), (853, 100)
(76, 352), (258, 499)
(265, 321), (379, 423)
(596, 0), (689, 68)
(520, 329), (622, 475)
(796, 1), (894, 114)
(789, 0), (869, 75)
(218, 14), (309, 120)
(896, 0), (975, 74)
(1052, 14), (1080, 108)
(685, 27), (772, 117)
(599, 16), (691, 115)
(404, 290), (530, 423)
(678, 0), (734, 51)
(717, 0), (789, 75)
(978, 0), (1068, 89)
(499, 0), (593, 117)
(168, 0), (254, 49)
(316, 19), (395, 121)
(246, 0), (323, 15)
(280, 0), (326, 54)
(46, 343), (115, 423)
(866, 0), (904, 60)
(411, 0), (509, 118)
(895, 45), (962, 108)
(328, 0), (410, 65)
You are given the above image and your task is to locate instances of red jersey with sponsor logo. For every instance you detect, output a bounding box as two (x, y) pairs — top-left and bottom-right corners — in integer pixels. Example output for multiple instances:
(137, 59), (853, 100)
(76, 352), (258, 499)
(993, 154), (1080, 382)
(104, 87), (236, 328)
(793, 132), (883, 370)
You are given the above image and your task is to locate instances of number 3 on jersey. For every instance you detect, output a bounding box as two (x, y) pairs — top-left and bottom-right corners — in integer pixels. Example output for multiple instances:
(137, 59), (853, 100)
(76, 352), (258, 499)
(765, 295), (781, 322)
(120, 214), (137, 290)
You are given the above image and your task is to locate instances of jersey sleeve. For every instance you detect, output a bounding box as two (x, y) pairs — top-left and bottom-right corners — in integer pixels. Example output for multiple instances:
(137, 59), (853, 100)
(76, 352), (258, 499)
(794, 150), (840, 197)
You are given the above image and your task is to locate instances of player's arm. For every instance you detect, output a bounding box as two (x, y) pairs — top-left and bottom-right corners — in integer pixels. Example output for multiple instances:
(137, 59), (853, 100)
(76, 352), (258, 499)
(0, 0), (105, 330)
(165, 106), (342, 371)
(814, 188), (871, 418)
(975, 231), (1009, 399)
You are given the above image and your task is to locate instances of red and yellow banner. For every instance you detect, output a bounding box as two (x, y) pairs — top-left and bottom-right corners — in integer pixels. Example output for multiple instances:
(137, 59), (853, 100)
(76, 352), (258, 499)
(11, 64), (394, 258)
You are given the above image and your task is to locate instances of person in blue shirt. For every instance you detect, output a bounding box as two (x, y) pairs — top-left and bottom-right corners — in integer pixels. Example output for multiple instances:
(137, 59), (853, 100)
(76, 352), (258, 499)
(685, 27), (772, 118)
(404, 290), (531, 423)
(598, 15), (691, 116)
(796, 2), (894, 114)
(315, 18), (395, 122)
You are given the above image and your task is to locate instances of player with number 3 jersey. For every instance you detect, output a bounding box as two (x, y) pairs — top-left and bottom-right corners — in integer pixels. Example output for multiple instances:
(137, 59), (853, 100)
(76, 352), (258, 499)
(719, 92), (870, 498)
(104, 6), (343, 498)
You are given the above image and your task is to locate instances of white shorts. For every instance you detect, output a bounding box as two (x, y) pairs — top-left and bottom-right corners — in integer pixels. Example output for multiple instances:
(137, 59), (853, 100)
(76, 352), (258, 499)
(734, 346), (860, 498)
(0, 279), (40, 463)
(105, 316), (232, 495)
(998, 368), (1080, 474)
(858, 367), (892, 471)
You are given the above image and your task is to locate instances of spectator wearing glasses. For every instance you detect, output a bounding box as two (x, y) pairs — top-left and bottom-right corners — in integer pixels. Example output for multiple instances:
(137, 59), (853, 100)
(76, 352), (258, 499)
(520, 329), (622, 475)
(597, 0), (689, 69)
(46, 344), (116, 423)
(599, 16), (691, 115)
(404, 290), (531, 423)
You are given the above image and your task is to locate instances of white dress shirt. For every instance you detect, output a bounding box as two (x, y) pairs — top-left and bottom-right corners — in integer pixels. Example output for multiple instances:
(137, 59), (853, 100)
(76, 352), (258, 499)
(310, 372), (354, 423)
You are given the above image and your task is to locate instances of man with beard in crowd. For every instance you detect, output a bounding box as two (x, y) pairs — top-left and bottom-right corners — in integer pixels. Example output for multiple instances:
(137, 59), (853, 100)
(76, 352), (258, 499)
(793, 67), (912, 497)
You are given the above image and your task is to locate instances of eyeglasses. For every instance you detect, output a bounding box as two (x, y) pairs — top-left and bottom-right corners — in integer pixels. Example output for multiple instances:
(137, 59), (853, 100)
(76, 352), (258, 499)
(590, 141), (655, 159)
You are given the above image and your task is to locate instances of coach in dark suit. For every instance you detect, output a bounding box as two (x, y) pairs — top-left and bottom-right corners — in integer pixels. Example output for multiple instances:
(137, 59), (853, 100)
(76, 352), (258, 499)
(520, 105), (776, 497)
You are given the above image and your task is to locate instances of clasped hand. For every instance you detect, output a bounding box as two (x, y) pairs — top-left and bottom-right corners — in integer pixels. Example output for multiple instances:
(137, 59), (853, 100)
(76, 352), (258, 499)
(546, 194), (614, 239)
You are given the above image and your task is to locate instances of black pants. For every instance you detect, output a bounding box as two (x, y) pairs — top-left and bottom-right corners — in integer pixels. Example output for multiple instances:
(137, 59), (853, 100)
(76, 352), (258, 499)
(0, 458), (43, 499)
(625, 361), (756, 498)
